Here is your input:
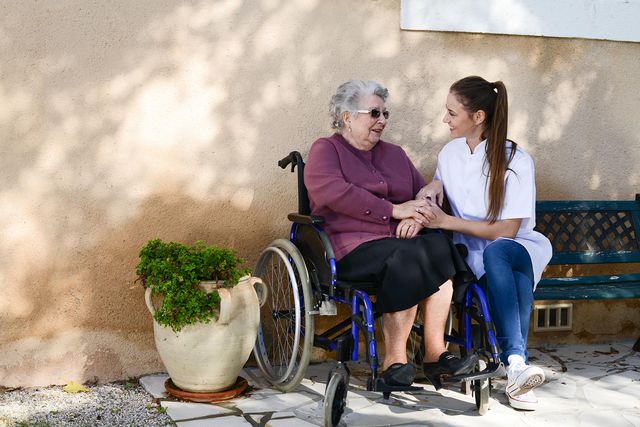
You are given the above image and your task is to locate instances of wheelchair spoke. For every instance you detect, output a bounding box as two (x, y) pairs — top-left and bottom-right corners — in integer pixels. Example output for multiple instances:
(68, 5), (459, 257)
(252, 239), (315, 391)
(271, 309), (296, 320)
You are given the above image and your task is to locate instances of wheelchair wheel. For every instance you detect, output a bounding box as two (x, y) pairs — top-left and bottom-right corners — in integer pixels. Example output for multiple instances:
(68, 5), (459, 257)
(253, 239), (315, 392)
(324, 372), (348, 427)
(474, 359), (490, 415)
(406, 304), (453, 375)
(458, 301), (493, 414)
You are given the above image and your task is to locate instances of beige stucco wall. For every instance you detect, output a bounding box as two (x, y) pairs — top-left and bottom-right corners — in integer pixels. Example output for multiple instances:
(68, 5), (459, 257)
(1, 0), (639, 387)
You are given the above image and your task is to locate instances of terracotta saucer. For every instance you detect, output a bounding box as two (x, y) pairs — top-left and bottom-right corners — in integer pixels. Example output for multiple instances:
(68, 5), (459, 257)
(164, 377), (249, 403)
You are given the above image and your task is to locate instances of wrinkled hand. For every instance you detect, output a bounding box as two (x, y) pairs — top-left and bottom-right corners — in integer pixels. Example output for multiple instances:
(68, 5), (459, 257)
(416, 199), (449, 229)
(396, 218), (423, 239)
(416, 181), (444, 206)
(392, 199), (431, 221)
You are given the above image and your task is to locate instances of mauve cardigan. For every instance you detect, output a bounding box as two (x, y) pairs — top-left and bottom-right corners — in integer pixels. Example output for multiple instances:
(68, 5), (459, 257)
(304, 133), (426, 260)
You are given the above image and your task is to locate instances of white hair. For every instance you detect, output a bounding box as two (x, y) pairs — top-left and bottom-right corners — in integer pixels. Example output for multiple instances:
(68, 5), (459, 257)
(329, 80), (389, 129)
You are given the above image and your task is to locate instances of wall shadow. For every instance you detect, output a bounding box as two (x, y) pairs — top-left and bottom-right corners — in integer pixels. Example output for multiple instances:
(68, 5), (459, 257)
(1, 0), (640, 385)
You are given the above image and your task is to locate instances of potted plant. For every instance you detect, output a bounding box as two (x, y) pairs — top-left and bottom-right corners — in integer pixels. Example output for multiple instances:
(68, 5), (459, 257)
(137, 239), (263, 393)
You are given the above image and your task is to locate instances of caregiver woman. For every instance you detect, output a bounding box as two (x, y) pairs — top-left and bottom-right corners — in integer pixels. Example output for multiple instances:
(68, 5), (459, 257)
(415, 76), (552, 411)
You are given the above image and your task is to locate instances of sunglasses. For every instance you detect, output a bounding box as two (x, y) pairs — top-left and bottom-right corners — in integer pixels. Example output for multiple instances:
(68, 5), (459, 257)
(356, 108), (390, 119)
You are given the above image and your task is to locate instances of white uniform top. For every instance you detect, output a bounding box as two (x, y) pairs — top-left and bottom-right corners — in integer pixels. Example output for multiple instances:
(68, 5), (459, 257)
(434, 138), (552, 288)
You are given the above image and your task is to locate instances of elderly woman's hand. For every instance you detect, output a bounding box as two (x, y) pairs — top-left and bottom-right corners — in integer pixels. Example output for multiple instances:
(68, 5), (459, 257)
(416, 181), (444, 206)
(392, 199), (433, 222)
(396, 218), (423, 239)
(416, 199), (450, 229)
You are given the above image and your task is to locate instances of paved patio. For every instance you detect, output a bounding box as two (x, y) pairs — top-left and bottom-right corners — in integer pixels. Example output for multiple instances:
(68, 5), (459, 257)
(140, 340), (640, 426)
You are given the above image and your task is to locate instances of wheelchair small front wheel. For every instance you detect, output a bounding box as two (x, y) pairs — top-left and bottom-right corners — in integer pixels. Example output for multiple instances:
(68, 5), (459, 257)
(252, 239), (315, 392)
(324, 372), (348, 427)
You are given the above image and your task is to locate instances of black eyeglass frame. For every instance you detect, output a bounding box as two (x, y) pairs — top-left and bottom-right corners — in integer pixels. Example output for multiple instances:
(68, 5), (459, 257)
(356, 108), (390, 119)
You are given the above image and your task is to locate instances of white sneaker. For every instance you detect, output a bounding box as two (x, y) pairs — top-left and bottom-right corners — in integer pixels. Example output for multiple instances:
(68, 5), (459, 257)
(505, 355), (545, 397)
(507, 389), (538, 411)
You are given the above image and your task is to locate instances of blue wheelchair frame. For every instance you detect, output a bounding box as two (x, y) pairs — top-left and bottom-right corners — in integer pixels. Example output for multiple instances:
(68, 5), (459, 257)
(278, 151), (503, 423)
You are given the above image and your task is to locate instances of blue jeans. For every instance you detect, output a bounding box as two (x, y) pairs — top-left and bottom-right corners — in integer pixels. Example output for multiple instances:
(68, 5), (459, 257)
(479, 239), (534, 365)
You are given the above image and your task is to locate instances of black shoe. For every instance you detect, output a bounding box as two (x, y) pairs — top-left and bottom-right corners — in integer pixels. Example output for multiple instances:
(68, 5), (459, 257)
(380, 363), (416, 387)
(423, 351), (478, 389)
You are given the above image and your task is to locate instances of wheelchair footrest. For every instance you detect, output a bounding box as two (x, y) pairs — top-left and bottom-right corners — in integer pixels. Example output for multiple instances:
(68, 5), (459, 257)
(449, 362), (504, 382)
(367, 377), (423, 393)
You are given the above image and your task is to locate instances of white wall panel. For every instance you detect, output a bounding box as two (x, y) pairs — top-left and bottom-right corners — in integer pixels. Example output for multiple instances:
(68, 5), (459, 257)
(401, 0), (640, 43)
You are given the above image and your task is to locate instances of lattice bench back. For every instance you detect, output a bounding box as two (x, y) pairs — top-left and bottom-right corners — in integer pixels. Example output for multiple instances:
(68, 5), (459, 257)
(535, 196), (640, 265)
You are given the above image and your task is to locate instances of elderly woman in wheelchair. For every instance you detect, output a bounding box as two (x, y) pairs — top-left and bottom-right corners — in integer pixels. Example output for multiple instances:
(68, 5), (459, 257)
(304, 79), (477, 386)
(253, 80), (501, 426)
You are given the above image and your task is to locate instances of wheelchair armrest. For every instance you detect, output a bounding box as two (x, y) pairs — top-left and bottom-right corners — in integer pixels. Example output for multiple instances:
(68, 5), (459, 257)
(287, 213), (325, 225)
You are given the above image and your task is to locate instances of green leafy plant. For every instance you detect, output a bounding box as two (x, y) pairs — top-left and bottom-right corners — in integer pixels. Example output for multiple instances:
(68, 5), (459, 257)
(136, 239), (250, 332)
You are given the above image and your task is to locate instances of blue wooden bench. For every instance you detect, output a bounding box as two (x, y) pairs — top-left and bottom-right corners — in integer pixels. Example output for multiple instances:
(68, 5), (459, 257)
(534, 194), (640, 350)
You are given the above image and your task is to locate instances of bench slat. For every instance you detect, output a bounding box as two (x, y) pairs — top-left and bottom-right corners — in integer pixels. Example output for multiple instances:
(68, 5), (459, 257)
(551, 252), (640, 264)
(539, 273), (640, 287)
(534, 283), (640, 300)
(536, 200), (640, 212)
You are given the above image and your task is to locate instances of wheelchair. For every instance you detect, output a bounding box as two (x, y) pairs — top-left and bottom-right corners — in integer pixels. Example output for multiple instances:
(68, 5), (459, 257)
(252, 151), (504, 426)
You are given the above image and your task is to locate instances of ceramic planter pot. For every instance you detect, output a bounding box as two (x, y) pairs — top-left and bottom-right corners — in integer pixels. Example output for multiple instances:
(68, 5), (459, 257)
(145, 276), (264, 392)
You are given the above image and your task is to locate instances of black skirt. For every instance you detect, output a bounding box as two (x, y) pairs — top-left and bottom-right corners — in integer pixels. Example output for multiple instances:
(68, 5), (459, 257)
(336, 231), (473, 313)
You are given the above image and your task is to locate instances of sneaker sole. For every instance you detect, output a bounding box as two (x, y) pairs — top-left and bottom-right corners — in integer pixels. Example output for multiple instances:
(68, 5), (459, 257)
(506, 372), (544, 397)
(507, 394), (537, 411)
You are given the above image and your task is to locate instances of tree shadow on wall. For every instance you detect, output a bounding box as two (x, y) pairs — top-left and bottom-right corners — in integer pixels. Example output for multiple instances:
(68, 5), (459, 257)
(4, 194), (283, 385)
(2, 0), (640, 387)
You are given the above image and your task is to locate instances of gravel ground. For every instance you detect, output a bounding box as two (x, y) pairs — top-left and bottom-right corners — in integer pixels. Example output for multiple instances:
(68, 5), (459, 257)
(0, 380), (174, 427)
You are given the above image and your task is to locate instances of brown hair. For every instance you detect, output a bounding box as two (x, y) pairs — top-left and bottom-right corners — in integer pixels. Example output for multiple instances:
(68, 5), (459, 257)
(450, 76), (516, 223)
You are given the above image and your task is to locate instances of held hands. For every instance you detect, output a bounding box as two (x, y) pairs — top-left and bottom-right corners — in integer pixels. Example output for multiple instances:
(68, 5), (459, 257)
(416, 199), (449, 229)
(416, 181), (444, 206)
(392, 199), (432, 222)
(392, 198), (449, 236)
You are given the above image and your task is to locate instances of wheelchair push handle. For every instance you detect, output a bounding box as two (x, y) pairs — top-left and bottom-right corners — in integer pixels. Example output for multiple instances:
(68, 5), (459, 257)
(279, 150), (311, 215)
(278, 151), (304, 172)
(277, 155), (292, 169)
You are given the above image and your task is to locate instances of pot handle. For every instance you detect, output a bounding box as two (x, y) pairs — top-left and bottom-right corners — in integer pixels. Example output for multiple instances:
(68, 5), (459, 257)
(144, 287), (155, 316)
(217, 288), (232, 325)
(250, 277), (268, 307)
(218, 277), (267, 325)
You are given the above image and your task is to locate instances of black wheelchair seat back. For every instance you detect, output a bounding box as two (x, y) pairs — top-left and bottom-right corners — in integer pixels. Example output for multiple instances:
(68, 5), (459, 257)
(280, 151), (379, 299)
(290, 222), (334, 291)
(278, 151), (334, 292)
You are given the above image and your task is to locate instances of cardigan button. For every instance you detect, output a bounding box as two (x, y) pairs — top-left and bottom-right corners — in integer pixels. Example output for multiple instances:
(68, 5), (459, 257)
(365, 210), (371, 215)
(382, 215), (389, 221)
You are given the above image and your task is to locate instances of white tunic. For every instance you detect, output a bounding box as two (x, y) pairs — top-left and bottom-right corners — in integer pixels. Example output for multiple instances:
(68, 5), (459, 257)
(434, 138), (552, 288)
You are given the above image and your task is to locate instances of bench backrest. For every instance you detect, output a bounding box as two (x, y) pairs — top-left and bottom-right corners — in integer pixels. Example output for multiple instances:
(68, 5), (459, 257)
(535, 195), (640, 265)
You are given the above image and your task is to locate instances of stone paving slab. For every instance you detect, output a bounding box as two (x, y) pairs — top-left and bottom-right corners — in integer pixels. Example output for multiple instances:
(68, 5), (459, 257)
(140, 340), (640, 426)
